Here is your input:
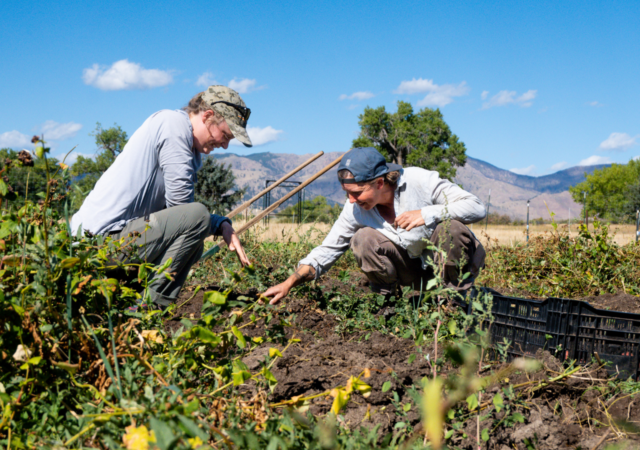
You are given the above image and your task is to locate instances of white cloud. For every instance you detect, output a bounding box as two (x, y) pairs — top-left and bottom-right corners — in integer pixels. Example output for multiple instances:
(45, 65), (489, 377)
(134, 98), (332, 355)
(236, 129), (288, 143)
(578, 155), (612, 166)
(509, 165), (536, 175)
(40, 121), (82, 141)
(227, 78), (264, 94)
(588, 101), (604, 107)
(230, 125), (282, 147)
(481, 90), (489, 100)
(196, 72), (217, 87)
(599, 132), (638, 151)
(0, 130), (31, 148)
(83, 59), (173, 91)
(482, 90), (537, 109)
(634, 155), (640, 161)
(394, 78), (469, 107)
(550, 161), (568, 172)
(339, 91), (375, 101)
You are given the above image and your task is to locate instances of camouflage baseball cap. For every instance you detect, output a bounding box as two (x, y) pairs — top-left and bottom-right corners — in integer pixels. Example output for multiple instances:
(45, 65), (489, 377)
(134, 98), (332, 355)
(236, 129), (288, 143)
(201, 85), (252, 147)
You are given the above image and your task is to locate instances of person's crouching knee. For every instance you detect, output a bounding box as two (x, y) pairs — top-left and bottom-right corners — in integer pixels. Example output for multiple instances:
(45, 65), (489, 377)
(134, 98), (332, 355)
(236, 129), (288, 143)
(185, 202), (212, 241)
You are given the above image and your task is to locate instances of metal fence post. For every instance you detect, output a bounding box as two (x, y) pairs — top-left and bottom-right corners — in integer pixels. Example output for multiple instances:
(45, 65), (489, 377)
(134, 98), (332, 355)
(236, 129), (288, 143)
(526, 200), (530, 243)
(485, 189), (491, 231)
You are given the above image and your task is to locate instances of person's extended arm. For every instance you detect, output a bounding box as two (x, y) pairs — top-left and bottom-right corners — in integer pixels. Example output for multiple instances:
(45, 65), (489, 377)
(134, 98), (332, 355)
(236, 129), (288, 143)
(261, 203), (358, 305)
(261, 265), (316, 305)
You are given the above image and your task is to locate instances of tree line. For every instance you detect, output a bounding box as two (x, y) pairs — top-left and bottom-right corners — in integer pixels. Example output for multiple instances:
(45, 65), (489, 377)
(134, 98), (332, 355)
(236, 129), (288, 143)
(569, 158), (640, 223)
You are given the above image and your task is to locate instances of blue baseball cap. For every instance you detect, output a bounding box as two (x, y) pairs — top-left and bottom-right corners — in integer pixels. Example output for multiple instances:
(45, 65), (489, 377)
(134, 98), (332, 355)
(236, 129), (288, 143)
(337, 147), (403, 184)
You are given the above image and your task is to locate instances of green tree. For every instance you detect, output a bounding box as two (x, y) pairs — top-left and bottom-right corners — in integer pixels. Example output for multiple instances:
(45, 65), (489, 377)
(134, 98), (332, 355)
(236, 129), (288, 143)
(194, 157), (245, 215)
(70, 123), (128, 211)
(352, 101), (467, 180)
(569, 159), (640, 222)
(279, 195), (342, 223)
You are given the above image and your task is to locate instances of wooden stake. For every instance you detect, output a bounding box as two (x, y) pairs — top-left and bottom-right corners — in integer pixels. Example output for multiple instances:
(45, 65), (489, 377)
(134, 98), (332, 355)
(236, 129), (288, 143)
(200, 153), (345, 261)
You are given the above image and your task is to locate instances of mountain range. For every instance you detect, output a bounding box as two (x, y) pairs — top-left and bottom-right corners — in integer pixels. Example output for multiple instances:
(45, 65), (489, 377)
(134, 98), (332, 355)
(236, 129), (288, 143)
(212, 152), (607, 221)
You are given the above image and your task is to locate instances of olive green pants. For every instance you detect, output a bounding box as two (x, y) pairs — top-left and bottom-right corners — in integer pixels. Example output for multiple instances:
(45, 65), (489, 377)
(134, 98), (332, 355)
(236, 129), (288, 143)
(110, 203), (210, 307)
(349, 220), (485, 295)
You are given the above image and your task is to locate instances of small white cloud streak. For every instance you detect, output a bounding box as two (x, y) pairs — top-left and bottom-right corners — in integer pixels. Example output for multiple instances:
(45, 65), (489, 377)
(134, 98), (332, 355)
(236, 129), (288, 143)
(338, 91), (375, 101)
(550, 161), (568, 172)
(227, 78), (265, 94)
(588, 101), (604, 107)
(599, 132), (638, 151)
(481, 90), (489, 100)
(83, 59), (173, 91)
(578, 155), (612, 166)
(0, 130), (31, 148)
(482, 90), (537, 109)
(394, 78), (470, 108)
(230, 125), (282, 147)
(196, 72), (217, 87)
(509, 165), (536, 175)
(41, 121), (82, 141)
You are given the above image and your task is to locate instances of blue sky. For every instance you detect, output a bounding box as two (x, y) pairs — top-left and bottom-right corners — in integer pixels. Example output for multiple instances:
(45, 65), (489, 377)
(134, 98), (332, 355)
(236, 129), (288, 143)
(1, 0), (639, 176)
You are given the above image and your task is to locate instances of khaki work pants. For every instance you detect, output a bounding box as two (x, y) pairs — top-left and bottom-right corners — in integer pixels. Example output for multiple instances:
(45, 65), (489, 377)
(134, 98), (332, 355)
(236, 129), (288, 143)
(349, 220), (485, 295)
(110, 203), (210, 307)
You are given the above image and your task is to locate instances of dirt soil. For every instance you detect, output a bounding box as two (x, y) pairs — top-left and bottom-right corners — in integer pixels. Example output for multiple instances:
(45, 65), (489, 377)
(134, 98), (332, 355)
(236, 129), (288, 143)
(167, 282), (640, 449)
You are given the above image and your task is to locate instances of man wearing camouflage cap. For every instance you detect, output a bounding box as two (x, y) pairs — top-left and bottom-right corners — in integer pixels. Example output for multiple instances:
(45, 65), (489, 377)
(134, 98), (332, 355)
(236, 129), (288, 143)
(71, 85), (252, 311)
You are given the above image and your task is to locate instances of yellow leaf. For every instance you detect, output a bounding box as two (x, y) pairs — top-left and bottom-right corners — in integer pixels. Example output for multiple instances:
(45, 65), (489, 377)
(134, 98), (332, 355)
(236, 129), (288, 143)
(422, 378), (444, 450)
(269, 348), (283, 358)
(141, 330), (164, 344)
(348, 376), (372, 398)
(187, 436), (204, 449)
(363, 368), (371, 378)
(59, 162), (69, 170)
(330, 388), (351, 415)
(122, 425), (156, 450)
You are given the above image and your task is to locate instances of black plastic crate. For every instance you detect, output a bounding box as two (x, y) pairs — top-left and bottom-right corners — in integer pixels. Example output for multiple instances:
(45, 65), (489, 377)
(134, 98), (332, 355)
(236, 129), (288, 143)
(469, 289), (640, 380)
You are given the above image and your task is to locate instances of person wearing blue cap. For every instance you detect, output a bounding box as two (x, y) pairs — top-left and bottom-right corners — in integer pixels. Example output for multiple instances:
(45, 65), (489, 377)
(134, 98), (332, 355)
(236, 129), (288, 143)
(261, 147), (487, 305)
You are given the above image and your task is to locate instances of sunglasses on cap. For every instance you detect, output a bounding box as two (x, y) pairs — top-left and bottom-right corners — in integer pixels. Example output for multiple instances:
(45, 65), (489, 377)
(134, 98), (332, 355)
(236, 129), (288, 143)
(209, 101), (251, 127)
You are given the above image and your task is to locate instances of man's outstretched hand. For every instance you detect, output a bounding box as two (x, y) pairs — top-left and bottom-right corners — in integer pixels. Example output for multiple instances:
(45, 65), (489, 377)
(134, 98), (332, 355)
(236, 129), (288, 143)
(220, 221), (250, 267)
(394, 210), (425, 231)
(261, 282), (292, 305)
(260, 264), (316, 305)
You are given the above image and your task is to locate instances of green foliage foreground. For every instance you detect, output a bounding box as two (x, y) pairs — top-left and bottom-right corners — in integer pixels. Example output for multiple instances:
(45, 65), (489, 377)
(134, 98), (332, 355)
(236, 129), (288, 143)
(2, 141), (639, 449)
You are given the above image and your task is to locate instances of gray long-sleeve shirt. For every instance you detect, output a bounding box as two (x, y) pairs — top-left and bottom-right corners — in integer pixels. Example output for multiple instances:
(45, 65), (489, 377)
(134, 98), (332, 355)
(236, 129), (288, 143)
(299, 167), (487, 278)
(71, 109), (228, 236)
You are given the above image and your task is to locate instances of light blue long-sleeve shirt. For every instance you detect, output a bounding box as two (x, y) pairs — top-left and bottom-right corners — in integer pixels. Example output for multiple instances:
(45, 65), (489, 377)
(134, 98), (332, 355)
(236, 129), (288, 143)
(299, 167), (487, 278)
(71, 109), (229, 236)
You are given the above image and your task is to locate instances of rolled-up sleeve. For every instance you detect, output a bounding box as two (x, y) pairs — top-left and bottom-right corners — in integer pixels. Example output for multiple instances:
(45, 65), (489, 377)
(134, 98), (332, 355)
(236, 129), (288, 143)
(420, 176), (486, 227)
(210, 214), (231, 236)
(298, 204), (360, 279)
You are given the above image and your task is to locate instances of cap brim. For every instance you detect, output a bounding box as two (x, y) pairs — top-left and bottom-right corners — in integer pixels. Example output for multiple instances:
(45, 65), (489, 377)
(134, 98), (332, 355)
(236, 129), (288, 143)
(227, 121), (252, 148)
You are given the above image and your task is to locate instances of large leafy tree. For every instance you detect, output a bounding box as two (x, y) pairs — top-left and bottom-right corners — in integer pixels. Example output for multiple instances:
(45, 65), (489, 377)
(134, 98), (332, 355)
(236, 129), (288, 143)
(194, 157), (245, 215)
(352, 101), (467, 180)
(70, 123), (128, 211)
(569, 158), (640, 222)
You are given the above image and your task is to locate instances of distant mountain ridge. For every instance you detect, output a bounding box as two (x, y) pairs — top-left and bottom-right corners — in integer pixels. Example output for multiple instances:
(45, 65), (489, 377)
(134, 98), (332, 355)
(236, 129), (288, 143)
(465, 157), (609, 194)
(212, 152), (605, 221)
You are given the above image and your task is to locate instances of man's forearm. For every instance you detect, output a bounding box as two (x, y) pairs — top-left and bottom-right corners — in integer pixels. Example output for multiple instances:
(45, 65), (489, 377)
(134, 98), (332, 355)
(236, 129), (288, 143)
(285, 265), (316, 289)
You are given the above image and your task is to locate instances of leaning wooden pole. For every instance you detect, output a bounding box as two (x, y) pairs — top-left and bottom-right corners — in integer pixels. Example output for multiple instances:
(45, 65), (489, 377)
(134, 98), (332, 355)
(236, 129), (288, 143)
(225, 151), (324, 220)
(200, 153), (344, 261)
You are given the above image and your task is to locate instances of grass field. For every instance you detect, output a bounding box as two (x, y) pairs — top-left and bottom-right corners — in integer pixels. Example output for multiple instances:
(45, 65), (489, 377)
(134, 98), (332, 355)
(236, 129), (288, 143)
(220, 219), (639, 247)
